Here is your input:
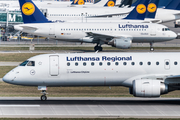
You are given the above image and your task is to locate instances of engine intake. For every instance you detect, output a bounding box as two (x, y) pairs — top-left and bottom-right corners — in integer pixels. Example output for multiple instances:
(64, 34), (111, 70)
(132, 79), (168, 97)
(108, 38), (132, 49)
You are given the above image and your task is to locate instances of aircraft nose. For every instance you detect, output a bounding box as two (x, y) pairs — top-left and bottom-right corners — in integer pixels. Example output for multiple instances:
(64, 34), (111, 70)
(3, 71), (16, 84)
(172, 32), (177, 39)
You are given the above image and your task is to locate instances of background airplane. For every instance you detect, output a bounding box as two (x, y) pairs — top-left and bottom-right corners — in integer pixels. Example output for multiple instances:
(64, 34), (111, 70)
(14, 0), (177, 51)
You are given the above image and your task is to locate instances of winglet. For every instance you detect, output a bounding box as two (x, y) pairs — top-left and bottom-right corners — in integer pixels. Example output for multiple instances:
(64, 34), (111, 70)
(124, 0), (150, 20)
(18, 0), (51, 23)
(145, 0), (159, 19)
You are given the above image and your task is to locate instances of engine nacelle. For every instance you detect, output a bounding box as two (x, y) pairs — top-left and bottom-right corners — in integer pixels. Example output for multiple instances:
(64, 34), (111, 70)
(80, 37), (93, 43)
(108, 38), (132, 49)
(132, 79), (168, 97)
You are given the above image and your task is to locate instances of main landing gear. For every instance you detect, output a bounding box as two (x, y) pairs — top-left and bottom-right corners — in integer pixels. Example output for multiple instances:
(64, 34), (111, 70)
(150, 42), (154, 51)
(94, 44), (103, 51)
(41, 90), (47, 101)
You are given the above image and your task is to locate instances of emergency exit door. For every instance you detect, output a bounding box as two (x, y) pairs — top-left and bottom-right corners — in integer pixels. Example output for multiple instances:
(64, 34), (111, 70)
(49, 24), (55, 35)
(49, 55), (59, 76)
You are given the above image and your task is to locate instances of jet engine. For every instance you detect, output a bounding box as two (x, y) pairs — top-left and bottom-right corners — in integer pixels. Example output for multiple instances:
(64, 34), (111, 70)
(81, 37), (93, 43)
(131, 79), (168, 97)
(108, 38), (132, 49)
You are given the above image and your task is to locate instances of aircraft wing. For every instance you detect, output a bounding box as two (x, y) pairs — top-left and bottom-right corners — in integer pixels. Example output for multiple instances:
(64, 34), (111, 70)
(165, 75), (180, 86)
(86, 32), (114, 39)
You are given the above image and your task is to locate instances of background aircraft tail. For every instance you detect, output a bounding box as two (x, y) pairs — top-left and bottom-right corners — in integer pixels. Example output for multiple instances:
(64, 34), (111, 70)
(165, 0), (180, 10)
(18, 0), (51, 23)
(145, 0), (159, 19)
(71, 0), (85, 5)
(124, 0), (150, 20)
(104, 0), (116, 7)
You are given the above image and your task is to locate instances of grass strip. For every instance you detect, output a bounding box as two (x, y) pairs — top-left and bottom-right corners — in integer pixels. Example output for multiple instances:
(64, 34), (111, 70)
(0, 53), (42, 62)
(0, 47), (180, 51)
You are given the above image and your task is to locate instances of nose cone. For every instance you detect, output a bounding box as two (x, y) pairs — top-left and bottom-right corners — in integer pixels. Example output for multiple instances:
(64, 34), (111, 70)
(3, 71), (16, 84)
(171, 31), (177, 39)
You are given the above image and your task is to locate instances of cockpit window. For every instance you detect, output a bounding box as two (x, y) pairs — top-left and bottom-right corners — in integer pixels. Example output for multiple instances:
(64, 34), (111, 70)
(27, 61), (35, 66)
(162, 28), (170, 31)
(19, 60), (29, 66)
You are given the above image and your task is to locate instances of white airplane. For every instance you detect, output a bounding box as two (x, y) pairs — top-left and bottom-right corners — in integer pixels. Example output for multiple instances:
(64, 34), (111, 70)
(46, 0), (180, 24)
(3, 52), (180, 100)
(14, 0), (177, 51)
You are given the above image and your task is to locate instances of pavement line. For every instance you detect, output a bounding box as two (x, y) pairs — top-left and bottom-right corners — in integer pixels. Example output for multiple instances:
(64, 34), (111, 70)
(0, 105), (40, 107)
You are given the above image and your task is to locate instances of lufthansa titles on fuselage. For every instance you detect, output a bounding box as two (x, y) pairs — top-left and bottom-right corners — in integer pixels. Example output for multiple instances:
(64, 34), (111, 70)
(118, 24), (149, 28)
(67, 56), (132, 62)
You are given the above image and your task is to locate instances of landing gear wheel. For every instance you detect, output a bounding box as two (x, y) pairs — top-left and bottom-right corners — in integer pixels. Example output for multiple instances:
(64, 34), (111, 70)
(41, 95), (47, 101)
(99, 46), (103, 51)
(94, 46), (98, 51)
(94, 46), (103, 51)
(150, 47), (154, 51)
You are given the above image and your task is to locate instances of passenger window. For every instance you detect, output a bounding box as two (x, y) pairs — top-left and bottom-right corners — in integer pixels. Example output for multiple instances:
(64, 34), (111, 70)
(156, 62), (159, 65)
(75, 62), (78, 66)
(99, 62), (103, 66)
(123, 62), (127, 66)
(19, 60), (29, 66)
(27, 61), (35, 66)
(166, 62), (169, 65)
(91, 62), (94, 66)
(107, 62), (111, 66)
(67, 62), (70, 66)
(139, 62), (143, 66)
(174, 61), (178, 65)
(115, 62), (119, 66)
(131, 62), (135, 66)
(147, 62), (151, 65)
(83, 62), (86, 66)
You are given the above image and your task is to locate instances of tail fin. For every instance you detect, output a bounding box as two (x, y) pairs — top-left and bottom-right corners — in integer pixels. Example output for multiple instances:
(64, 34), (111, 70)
(71, 0), (85, 5)
(145, 0), (159, 19)
(119, 0), (133, 7)
(165, 0), (180, 10)
(18, 0), (51, 23)
(104, 0), (116, 7)
(124, 0), (150, 20)
(131, 0), (141, 7)
(158, 0), (171, 8)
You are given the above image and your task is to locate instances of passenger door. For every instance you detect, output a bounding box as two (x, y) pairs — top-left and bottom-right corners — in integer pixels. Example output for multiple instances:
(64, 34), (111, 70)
(49, 55), (59, 76)
(150, 25), (156, 36)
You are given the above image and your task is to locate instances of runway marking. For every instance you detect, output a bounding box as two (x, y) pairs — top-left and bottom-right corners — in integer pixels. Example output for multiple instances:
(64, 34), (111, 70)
(0, 105), (40, 107)
(18, 51), (21, 53)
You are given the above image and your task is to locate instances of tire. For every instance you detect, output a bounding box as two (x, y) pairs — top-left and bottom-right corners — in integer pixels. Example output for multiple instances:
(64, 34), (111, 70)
(150, 47), (154, 51)
(94, 46), (98, 51)
(41, 95), (47, 101)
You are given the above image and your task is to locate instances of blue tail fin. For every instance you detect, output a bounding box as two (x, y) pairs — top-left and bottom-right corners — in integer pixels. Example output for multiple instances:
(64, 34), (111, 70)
(145, 0), (159, 19)
(131, 0), (141, 6)
(158, 0), (171, 8)
(124, 0), (150, 20)
(104, 0), (116, 7)
(165, 0), (180, 10)
(18, 0), (51, 23)
(71, 0), (85, 5)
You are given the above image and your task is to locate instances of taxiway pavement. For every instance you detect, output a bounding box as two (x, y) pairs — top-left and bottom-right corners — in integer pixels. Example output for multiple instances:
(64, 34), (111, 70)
(0, 97), (179, 118)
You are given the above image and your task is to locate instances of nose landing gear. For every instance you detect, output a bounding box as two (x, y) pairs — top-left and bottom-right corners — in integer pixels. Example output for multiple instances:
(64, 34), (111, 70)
(150, 42), (154, 51)
(41, 90), (47, 101)
(38, 86), (48, 101)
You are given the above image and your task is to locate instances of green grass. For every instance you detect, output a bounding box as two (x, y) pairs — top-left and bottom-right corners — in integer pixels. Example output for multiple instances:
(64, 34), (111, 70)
(0, 79), (179, 97)
(0, 46), (180, 51)
(0, 53), (42, 62)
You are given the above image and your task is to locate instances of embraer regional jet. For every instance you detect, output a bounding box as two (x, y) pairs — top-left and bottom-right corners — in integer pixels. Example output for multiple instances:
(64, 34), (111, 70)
(3, 52), (180, 101)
